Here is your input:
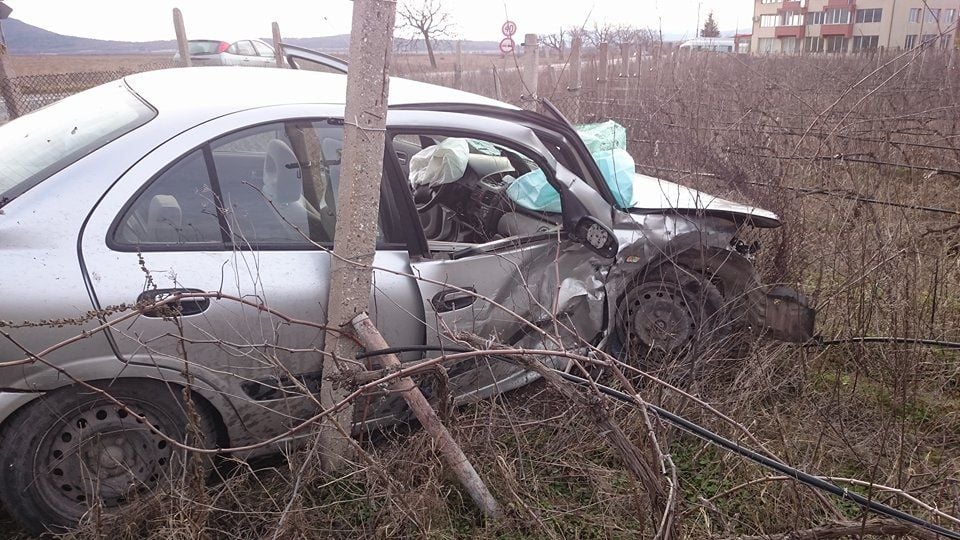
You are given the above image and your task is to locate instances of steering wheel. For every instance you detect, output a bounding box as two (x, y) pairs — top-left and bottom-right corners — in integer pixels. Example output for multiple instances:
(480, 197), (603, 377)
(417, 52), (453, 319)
(413, 183), (443, 213)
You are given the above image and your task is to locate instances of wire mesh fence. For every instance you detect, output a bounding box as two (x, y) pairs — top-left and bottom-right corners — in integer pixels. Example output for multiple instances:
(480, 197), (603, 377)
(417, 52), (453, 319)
(0, 60), (176, 122)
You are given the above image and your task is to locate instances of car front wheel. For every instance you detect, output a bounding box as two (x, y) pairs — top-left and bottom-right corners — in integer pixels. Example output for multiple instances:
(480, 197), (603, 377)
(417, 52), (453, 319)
(616, 265), (729, 373)
(0, 379), (218, 535)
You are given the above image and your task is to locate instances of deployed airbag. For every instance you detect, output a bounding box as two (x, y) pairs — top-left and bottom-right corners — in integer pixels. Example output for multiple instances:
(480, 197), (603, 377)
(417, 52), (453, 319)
(408, 138), (470, 187)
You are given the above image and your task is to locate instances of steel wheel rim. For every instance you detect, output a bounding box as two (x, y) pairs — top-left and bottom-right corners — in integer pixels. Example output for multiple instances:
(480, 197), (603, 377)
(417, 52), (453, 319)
(36, 399), (178, 517)
(622, 281), (697, 353)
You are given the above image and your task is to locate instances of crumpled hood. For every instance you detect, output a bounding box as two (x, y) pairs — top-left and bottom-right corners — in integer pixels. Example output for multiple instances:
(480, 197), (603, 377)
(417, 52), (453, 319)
(627, 173), (782, 228)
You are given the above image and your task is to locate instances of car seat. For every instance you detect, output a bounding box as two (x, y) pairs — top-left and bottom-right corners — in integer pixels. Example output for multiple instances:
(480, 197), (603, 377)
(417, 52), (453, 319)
(147, 194), (182, 243)
(262, 139), (309, 235)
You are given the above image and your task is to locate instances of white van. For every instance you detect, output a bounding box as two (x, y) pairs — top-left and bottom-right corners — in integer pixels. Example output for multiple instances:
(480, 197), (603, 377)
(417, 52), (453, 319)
(678, 38), (736, 52)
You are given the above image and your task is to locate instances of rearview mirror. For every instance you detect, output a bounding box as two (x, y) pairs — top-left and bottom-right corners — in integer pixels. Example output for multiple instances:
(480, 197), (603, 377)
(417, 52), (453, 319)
(571, 216), (618, 258)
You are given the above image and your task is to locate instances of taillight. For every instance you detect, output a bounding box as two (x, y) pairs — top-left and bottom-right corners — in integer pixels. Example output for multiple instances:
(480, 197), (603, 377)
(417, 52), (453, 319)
(217, 41), (230, 53)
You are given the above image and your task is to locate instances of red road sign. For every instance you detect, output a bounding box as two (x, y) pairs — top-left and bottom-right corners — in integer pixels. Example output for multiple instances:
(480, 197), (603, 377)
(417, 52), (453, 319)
(499, 37), (515, 54)
(501, 20), (517, 37)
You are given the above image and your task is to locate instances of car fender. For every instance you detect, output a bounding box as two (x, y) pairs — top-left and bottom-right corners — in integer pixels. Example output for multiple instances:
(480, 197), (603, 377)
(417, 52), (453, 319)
(0, 355), (244, 448)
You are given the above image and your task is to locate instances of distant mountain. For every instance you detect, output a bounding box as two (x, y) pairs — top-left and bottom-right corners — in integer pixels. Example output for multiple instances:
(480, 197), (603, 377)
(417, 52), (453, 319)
(0, 18), (503, 56)
(1, 19), (176, 54)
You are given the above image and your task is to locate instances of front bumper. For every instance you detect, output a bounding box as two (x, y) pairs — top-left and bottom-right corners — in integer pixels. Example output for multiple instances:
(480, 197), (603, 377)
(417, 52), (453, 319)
(762, 285), (816, 342)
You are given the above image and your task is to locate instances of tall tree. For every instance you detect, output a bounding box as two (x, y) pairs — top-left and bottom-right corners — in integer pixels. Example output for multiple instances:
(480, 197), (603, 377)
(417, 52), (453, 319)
(397, 0), (455, 69)
(701, 12), (720, 38)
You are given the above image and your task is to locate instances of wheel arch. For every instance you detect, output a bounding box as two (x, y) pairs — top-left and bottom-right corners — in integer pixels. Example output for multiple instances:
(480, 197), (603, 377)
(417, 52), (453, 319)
(611, 234), (766, 331)
(0, 362), (236, 451)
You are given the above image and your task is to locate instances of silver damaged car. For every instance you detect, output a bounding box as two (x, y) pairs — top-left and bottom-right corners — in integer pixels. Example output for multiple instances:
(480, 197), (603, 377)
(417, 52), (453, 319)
(0, 52), (814, 533)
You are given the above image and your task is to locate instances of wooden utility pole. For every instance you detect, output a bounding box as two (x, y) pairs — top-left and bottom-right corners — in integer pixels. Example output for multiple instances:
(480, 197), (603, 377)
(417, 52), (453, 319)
(172, 8), (190, 67)
(568, 36), (582, 123)
(521, 33), (539, 109)
(271, 22), (284, 68)
(318, 0), (397, 471)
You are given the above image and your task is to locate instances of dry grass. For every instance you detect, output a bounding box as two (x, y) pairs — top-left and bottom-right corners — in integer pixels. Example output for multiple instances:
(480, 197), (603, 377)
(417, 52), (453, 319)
(3, 49), (960, 538)
(8, 54), (173, 76)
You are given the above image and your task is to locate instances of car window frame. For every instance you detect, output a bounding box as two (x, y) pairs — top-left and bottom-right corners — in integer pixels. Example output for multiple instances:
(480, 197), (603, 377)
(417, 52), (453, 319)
(252, 40), (275, 57)
(107, 118), (407, 253)
(383, 126), (565, 260)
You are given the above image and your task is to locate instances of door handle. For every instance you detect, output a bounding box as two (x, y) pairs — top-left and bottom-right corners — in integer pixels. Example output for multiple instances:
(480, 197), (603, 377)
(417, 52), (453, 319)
(431, 287), (477, 313)
(136, 288), (210, 317)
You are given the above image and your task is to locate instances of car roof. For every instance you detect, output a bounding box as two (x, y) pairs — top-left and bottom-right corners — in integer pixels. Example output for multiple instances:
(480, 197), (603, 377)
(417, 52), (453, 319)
(124, 67), (517, 117)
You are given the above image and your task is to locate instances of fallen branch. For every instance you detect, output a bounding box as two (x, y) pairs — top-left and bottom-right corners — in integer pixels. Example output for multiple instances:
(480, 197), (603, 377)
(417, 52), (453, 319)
(350, 312), (503, 520)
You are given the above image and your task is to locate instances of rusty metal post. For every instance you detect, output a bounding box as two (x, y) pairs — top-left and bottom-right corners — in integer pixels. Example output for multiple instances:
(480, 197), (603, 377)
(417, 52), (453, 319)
(172, 8), (191, 67)
(319, 0), (397, 471)
(454, 40), (463, 90)
(271, 22), (284, 68)
(568, 36), (582, 123)
(351, 313), (503, 520)
(521, 33), (539, 109)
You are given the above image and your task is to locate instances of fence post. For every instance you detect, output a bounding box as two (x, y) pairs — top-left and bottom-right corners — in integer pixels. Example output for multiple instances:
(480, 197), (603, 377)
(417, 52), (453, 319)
(0, 41), (23, 120)
(320, 0), (397, 471)
(521, 33), (539, 109)
(492, 66), (503, 101)
(568, 36), (582, 123)
(598, 42), (609, 115)
(635, 40), (644, 100)
(272, 22), (284, 68)
(454, 40), (463, 90)
(173, 8), (191, 67)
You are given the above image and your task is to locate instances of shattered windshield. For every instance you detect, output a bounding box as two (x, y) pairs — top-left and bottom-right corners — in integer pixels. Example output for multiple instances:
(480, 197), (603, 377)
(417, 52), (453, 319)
(0, 81), (155, 208)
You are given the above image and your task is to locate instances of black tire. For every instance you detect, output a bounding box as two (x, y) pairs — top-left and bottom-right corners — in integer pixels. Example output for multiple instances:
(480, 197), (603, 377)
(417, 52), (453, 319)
(0, 379), (218, 535)
(616, 265), (729, 372)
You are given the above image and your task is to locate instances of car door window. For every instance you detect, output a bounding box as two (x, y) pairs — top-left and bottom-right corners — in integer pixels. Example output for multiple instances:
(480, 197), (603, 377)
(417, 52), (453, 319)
(234, 40), (257, 56)
(391, 132), (560, 246)
(253, 41), (275, 57)
(113, 119), (372, 250)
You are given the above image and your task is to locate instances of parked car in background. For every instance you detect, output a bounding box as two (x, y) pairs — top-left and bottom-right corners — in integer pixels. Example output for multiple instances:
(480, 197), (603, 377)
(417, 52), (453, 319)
(0, 48), (814, 534)
(173, 38), (277, 66)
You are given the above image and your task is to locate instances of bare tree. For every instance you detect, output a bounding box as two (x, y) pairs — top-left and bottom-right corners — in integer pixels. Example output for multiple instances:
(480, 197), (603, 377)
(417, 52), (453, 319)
(587, 22), (617, 48)
(611, 24), (638, 52)
(396, 0), (455, 69)
(541, 28), (567, 57)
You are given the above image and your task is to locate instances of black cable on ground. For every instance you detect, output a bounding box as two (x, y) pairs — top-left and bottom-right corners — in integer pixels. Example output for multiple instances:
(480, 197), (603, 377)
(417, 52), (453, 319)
(356, 344), (960, 539)
(552, 370), (960, 540)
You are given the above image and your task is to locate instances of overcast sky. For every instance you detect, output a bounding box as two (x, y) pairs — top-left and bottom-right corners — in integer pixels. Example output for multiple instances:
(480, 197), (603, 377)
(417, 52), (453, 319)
(5, 0), (753, 42)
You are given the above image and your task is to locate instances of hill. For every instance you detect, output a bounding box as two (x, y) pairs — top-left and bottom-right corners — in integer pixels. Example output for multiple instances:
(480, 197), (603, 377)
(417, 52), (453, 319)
(0, 18), (502, 56)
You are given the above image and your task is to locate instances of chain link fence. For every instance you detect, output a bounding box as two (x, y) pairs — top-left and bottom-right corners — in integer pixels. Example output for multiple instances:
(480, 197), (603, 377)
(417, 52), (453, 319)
(0, 61), (175, 123)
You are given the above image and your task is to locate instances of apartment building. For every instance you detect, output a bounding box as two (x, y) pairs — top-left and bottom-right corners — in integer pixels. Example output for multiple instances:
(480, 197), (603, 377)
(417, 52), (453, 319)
(751, 0), (960, 53)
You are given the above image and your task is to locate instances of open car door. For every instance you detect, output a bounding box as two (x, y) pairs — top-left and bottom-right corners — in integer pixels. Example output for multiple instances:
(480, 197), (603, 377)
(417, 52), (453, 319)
(385, 110), (615, 405)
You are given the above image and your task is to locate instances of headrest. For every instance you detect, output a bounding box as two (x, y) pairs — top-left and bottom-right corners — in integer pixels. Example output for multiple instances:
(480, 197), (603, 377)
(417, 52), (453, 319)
(263, 139), (303, 204)
(148, 194), (181, 226)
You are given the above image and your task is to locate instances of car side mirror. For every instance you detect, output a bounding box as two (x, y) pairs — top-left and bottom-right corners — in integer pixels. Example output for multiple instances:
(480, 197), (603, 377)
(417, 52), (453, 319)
(571, 216), (618, 258)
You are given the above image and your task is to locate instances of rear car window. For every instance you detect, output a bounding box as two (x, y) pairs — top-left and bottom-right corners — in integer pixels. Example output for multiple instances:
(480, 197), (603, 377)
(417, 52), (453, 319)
(188, 40), (223, 54)
(0, 81), (155, 208)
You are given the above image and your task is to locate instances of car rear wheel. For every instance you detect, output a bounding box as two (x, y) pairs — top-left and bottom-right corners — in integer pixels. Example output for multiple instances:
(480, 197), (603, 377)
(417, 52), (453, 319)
(0, 379), (217, 535)
(616, 265), (729, 373)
